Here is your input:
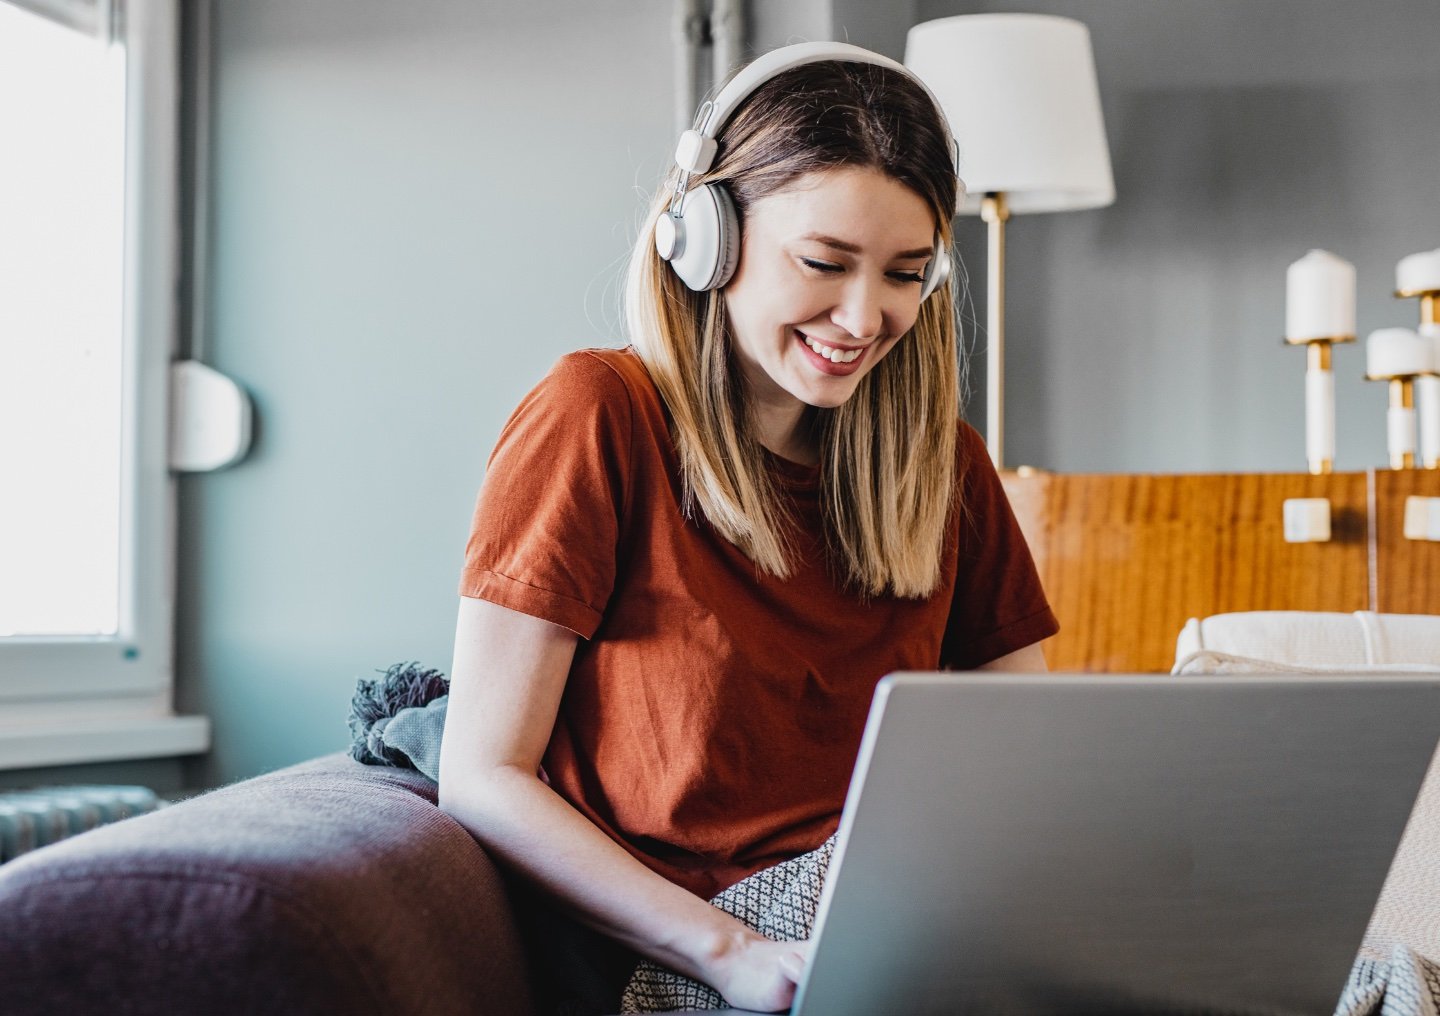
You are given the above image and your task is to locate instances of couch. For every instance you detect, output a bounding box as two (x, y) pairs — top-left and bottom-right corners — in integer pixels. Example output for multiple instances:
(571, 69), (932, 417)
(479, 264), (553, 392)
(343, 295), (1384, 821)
(0, 752), (537, 1015)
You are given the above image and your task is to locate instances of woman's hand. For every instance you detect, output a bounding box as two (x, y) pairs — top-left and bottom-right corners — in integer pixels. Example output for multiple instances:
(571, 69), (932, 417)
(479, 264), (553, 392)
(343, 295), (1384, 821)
(705, 932), (812, 1013)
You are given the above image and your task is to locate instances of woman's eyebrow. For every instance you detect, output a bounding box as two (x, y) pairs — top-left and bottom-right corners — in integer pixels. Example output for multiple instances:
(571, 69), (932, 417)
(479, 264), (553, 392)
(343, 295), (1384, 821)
(799, 232), (933, 260)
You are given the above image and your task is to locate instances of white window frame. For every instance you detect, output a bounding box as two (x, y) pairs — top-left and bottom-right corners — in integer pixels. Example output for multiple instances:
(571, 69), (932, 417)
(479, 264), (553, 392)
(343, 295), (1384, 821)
(0, 0), (208, 769)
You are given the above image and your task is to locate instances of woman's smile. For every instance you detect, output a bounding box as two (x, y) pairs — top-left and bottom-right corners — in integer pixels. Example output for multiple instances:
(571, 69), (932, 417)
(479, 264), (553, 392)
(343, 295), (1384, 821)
(796, 330), (870, 375)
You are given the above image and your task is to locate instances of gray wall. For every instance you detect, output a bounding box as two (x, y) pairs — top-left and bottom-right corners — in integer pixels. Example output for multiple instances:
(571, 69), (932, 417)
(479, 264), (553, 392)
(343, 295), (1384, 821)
(917, 0), (1440, 472)
(174, 0), (681, 788)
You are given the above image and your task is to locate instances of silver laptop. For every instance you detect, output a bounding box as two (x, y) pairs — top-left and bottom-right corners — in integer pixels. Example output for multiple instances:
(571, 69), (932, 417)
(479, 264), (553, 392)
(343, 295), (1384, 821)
(685, 672), (1440, 1016)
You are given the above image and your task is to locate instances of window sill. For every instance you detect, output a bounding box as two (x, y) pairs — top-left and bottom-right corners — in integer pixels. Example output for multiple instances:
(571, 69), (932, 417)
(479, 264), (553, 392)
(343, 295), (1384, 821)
(0, 714), (210, 771)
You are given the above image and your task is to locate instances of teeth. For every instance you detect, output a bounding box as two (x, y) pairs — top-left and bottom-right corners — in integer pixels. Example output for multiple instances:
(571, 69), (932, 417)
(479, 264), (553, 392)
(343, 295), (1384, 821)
(802, 335), (863, 364)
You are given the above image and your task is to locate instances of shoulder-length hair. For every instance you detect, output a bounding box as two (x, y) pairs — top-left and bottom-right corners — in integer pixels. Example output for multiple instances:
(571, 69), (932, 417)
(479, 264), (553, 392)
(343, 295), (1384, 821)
(624, 59), (964, 599)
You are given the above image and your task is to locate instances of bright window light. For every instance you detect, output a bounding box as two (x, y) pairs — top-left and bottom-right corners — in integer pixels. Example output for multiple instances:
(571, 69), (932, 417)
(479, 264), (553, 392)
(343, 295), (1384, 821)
(0, 3), (127, 637)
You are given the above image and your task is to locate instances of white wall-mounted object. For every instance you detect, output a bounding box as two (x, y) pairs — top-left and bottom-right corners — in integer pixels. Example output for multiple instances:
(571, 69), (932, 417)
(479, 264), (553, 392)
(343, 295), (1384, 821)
(168, 359), (253, 472)
(1404, 496), (1440, 542)
(1282, 498), (1331, 543)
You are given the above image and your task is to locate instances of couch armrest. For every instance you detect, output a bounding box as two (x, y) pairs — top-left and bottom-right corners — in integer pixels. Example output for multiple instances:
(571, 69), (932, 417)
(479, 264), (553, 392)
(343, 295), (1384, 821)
(0, 752), (535, 1016)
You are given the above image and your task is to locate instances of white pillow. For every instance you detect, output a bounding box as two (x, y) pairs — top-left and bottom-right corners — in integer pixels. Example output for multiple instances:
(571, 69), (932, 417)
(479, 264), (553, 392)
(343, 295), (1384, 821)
(1174, 611), (1440, 672)
(1172, 649), (1437, 675)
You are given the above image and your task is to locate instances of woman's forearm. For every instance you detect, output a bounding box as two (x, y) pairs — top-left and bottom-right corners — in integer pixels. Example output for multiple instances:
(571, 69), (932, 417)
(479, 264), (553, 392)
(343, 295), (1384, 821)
(439, 766), (758, 986)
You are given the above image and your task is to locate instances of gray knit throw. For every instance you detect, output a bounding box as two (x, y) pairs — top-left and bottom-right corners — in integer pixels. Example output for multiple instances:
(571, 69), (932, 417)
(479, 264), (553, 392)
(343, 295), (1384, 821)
(347, 662), (449, 780)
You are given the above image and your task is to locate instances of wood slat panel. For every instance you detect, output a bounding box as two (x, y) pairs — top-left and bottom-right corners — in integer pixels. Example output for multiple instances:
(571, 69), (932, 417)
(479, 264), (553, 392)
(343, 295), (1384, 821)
(1374, 470), (1440, 614)
(1001, 472), (1371, 673)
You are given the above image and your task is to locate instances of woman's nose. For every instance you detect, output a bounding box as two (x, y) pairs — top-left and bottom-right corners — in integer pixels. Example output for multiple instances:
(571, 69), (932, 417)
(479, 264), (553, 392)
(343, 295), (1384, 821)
(831, 276), (886, 341)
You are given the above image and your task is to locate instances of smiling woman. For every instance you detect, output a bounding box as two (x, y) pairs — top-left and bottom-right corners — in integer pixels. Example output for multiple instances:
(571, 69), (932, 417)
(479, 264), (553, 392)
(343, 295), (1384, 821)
(438, 42), (1058, 1016)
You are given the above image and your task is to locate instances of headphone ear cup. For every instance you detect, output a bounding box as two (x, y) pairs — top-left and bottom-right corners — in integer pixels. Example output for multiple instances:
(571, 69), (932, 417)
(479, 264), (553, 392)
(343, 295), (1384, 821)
(709, 184), (741, 290)
(664, 183), (738, 292)
(920, 243), (951, 302)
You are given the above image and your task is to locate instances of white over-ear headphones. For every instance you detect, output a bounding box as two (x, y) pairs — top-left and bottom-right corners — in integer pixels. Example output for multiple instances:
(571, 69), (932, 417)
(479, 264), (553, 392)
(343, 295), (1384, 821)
(654, 41), (961, 301)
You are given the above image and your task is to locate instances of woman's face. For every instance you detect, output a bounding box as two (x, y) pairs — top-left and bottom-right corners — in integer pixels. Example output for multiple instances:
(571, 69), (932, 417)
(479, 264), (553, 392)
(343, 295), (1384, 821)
(722, 165), (938, 416)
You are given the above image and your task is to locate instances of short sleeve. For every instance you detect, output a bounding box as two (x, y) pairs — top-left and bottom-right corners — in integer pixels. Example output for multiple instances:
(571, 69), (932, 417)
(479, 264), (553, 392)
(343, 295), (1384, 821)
(940, 423), (1060, 669)
(458, 351), (633, 638)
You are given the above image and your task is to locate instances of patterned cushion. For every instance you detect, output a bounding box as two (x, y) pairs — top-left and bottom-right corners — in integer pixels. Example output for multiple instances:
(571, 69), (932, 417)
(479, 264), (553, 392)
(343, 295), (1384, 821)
(620, 835), (834, 1013)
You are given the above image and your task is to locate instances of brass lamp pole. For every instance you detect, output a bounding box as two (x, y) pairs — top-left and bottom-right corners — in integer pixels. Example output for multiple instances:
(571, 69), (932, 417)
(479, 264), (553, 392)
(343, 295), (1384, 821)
(981, 192), (1010, 468)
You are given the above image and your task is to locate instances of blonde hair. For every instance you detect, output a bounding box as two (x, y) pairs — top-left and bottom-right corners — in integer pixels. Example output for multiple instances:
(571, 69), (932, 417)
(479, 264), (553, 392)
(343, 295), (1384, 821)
(623, 60), (963, 599)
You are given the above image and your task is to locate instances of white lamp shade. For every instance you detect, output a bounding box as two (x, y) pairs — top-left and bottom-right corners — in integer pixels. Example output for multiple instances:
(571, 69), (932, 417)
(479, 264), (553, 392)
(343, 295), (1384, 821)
(905, 13), (1115, 215)
(1398, 248), (1440, 295)
(1368, 328), (1433, 379)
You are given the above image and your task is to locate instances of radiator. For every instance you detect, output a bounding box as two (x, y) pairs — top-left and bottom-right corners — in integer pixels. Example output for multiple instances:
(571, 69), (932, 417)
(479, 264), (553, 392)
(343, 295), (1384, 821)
(0, 785), (163, 863)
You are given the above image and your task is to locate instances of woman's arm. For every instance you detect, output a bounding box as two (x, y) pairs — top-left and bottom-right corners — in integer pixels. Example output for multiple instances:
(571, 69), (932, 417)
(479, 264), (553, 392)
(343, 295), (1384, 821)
(976, 640), (1049, 672)
(438, 596), (807, 1012)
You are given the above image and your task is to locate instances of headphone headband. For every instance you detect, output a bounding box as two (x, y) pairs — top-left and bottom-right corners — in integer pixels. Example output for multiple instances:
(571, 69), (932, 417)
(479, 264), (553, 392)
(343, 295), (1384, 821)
(675, 41), (959, 185)
(657, 41), (961, 298)
(706, 43), (914, 140)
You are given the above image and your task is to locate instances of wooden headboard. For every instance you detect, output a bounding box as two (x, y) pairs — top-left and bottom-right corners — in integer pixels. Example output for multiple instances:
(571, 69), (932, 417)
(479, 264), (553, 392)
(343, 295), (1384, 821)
(999, 470), (1440, 673)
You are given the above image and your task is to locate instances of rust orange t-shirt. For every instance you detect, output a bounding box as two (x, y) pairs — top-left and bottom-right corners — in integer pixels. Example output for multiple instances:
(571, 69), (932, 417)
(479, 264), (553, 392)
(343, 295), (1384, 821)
(459, 347), (1058, 899)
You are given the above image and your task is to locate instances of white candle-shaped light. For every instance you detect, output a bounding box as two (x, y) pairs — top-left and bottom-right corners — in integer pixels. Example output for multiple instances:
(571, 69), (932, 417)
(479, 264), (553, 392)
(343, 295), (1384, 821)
(1287, 249), (1356, 341)
(1304, 348), (1334, 467)
(1397, 248), (1440, 296)
(1368, 327), (1431, 379)
(1287, 250), (1354, 474)
(1368, 327), (1431, 469)
(1390, 386), (1418, 468)
(1419, 323), (1440, 468)
(1397, 250), (1440, 468)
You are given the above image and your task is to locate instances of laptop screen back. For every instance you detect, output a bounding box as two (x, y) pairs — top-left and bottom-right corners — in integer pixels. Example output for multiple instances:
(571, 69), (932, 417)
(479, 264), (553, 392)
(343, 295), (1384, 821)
(794, 673), (1440, 1016)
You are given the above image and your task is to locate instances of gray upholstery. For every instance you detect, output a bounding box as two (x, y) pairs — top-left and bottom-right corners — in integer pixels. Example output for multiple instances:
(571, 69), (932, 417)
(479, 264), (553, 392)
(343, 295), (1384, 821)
(0, 752), (536, 1016)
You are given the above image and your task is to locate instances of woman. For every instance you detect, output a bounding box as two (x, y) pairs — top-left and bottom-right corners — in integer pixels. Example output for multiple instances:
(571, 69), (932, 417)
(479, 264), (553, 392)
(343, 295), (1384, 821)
(438, 42), (1058, 1016)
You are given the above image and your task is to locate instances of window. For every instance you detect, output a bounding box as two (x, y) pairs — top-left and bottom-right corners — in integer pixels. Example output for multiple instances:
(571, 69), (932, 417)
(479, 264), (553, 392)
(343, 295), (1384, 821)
(0, 0), (208, 767)
(1, 2), (125, 639)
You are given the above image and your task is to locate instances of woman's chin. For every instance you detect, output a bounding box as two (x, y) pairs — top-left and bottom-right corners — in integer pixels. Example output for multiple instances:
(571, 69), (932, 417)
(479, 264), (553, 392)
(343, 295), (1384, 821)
(793, 380), (862, 410)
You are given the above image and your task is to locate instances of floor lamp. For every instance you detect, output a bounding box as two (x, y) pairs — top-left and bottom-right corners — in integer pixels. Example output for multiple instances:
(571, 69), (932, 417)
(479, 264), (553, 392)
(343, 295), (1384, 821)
(906, 14), (1115, 468)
